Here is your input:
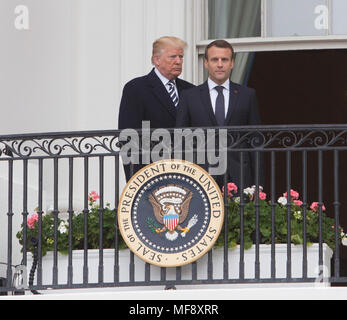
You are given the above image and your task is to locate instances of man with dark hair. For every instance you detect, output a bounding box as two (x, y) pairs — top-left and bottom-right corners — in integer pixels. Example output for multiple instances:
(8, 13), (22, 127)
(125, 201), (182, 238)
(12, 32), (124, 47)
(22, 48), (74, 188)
(176, 39), (263, 189)
(204, 39), (235, 60)
(118, 36), (195, 181)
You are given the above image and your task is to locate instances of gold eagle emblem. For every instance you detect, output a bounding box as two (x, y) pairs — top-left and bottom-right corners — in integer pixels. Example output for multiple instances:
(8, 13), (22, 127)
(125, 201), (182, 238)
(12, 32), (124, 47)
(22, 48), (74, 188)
(148, 185), (197, 241)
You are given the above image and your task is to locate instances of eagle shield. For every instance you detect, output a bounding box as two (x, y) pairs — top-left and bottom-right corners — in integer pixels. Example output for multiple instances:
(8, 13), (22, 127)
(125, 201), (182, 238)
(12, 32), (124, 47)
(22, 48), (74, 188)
(148, 185), (194, 241)
(164, 214), (179, 232)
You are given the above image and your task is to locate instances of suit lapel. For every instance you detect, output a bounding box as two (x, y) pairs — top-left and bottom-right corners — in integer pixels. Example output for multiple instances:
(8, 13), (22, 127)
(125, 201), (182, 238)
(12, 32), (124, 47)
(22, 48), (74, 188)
(199, 82), (218, 126)
(146, 69), (177, 119)
(225, 81), (240, 125)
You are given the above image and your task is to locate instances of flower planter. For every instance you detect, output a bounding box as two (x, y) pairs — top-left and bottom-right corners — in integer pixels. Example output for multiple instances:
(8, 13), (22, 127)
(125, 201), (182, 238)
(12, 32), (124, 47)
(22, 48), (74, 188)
(27, 243), (333, 287)
(202, 243), (333, 280)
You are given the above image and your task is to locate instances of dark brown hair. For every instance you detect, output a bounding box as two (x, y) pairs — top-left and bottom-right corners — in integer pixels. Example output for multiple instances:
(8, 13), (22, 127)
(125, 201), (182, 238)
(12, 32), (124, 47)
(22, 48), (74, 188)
(204, 39), (234, 60)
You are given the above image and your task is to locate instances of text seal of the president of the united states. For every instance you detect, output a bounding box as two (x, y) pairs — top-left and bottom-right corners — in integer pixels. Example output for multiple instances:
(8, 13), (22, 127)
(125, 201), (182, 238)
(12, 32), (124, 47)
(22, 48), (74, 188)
(118, 159), (224, 267)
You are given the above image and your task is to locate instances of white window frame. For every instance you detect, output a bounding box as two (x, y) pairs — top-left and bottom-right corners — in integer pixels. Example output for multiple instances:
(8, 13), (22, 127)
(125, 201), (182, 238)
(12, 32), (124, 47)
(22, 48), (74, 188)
(195, 0), (347, 83)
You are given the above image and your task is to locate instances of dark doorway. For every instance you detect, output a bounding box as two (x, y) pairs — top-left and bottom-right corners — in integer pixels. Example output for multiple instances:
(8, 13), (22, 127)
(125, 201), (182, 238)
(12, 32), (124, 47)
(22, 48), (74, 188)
(248, 50), (347, 125)
(247, 49), (347, 279)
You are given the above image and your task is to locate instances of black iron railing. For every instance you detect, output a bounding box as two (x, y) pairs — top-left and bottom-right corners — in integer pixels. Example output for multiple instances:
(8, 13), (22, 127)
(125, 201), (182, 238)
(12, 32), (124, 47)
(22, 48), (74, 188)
(1, 124), (347, 294)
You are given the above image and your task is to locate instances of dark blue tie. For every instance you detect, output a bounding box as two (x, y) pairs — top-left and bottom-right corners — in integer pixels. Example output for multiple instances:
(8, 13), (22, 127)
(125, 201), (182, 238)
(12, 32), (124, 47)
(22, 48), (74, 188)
(215, 86), (225, 126)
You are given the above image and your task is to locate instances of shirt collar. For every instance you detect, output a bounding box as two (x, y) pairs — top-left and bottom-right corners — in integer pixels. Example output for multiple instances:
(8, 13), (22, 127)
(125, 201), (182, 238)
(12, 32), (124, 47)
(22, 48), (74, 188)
(207, 78), (230, 91)
(154, 68), (176, 86)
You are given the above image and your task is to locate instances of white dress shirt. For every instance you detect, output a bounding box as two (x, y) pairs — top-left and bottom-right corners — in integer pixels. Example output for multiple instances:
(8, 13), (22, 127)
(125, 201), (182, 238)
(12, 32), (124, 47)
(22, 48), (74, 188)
(154, 68), (179, 98)
(207, 78), (230, 117)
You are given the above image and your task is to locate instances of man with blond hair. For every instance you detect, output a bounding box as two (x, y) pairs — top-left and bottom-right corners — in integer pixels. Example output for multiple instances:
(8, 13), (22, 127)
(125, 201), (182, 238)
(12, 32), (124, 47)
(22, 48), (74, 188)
(118, 36), (194, 180)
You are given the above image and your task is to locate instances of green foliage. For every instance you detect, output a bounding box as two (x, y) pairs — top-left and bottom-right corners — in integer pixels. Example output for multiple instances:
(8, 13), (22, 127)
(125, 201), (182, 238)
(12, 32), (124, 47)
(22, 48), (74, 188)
(17, 189), (343, 257)
(70, 203), (127, 251)
(146, 217), (160, 235)
(16, 199), (128, 256)
(16, 212), (69, 257)
(215, 193), (339, 250)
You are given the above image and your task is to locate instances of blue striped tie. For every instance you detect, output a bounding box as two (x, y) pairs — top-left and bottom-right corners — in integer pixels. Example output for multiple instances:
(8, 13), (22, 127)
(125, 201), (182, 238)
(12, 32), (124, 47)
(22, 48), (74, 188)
(168, 81), (179, 107)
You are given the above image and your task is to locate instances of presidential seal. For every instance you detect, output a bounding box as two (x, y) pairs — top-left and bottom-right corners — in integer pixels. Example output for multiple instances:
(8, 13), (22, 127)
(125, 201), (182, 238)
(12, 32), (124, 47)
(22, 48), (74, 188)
(118, 159), (224, 267)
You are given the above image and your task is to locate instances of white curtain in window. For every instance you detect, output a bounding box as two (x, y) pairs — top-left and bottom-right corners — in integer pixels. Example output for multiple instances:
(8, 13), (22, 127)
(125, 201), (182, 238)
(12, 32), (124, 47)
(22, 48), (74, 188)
(208, 0), (261, 84)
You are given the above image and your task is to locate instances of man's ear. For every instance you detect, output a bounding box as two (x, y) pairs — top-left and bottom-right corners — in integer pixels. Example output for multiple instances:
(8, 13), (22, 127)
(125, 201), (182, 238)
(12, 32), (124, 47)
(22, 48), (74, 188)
(152, 55), (160, 67)
(204, 58), (208, 70)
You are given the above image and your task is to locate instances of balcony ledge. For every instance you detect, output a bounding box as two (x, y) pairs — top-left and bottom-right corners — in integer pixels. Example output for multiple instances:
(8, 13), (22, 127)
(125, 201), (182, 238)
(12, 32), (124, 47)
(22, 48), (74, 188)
(1, 284), (347, 300)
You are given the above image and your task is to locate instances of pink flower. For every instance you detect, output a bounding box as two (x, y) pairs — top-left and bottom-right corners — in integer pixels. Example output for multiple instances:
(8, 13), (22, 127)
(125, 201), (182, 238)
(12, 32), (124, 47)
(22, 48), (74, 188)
(310, 202), (326, 212)
(227, 182), (238, 194)
(27, 213), (38, 229)
(222, 182), (238, 197)
(283, 189), (299, 200)
(259, 191), (267, 200)
(89, 191), (99, 202)
(293, 200), (303, 207)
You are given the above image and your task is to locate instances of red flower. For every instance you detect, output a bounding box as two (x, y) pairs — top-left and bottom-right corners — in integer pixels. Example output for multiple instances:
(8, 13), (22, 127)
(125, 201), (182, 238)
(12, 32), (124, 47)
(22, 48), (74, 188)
(222, 182), (238, 197)
(259, 191), (267, 200)
(27, 213), (38, 229)
(310, 202), (326, 212)
(283, 189), (299, 200)
(89, 191), (100, 203)
(293, 200), (303, 207)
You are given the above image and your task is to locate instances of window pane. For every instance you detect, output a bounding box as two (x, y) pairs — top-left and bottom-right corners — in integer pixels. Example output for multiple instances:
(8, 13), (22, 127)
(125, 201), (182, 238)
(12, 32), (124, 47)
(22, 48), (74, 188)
(208, 0), (261, 39)
(331, 0), (347, 35)
(266, 0), (327, 37)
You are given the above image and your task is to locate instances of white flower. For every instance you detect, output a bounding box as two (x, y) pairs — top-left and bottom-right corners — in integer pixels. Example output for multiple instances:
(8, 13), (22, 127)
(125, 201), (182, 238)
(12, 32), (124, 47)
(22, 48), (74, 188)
(342, 237), (347, 246)
(293, 210), (302, 220)
(58, 221), (68, 234)
(277, 196), (287, 206)
(234, 196), (240, 204)
(243, 187), (255, 196)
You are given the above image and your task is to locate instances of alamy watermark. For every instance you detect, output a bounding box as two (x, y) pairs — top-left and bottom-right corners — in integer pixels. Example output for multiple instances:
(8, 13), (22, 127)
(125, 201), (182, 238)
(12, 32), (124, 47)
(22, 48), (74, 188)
(314, 5), (329, 30)
(119, 121), (228, 175)
(314, 264), (330, 287)
(13, 265), (28, 290)
(11, 3), (329, 32)
(14, 5), (29, 30)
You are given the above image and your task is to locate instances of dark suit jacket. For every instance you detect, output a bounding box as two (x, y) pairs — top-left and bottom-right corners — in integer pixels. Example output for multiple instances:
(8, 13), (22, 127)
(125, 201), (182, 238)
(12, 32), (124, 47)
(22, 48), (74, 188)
(176, 80), (264, 190)
(118, 68), (195, 180)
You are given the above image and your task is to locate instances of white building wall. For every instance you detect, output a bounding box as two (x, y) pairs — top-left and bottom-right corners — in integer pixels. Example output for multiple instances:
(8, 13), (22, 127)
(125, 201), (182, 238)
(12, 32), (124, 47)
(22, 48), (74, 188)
(0, 0), (76, 134)
(0, 0), (206, 135)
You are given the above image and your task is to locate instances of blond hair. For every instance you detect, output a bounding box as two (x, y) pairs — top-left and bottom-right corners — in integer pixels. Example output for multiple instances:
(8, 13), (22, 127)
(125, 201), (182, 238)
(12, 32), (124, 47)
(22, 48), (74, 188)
(151, 36), (187, 64)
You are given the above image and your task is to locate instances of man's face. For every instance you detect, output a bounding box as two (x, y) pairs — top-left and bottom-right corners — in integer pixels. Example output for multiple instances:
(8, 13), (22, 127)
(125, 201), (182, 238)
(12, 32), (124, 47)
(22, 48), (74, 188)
(154, 46), (184, 80)
(204, 46), (234, 85)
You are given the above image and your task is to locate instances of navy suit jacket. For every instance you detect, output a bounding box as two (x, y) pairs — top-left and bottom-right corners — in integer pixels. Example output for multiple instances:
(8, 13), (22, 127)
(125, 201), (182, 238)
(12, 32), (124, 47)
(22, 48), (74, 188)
(118, 68), (195, 130)
(118, 68), (195, 180)
(176, 80), (264, 189)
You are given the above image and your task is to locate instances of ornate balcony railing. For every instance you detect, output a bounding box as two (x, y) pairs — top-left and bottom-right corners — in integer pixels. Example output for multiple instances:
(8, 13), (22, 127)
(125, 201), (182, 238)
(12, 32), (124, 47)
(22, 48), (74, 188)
(1, 124), (347, 294)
